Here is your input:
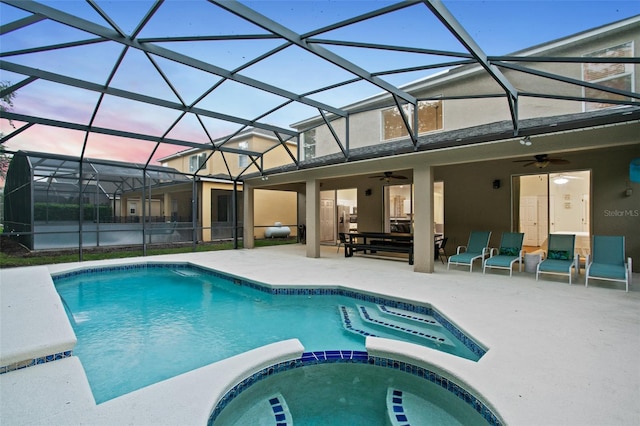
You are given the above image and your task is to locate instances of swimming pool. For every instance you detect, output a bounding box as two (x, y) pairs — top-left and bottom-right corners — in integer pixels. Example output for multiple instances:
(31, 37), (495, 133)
(53, 263), (485, 403)
(210, 354), (501, 425)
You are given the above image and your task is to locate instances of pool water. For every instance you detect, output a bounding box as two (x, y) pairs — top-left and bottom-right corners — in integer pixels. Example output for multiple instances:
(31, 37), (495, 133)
(54, 265), (481, 403)
(212, 363), (487, 425)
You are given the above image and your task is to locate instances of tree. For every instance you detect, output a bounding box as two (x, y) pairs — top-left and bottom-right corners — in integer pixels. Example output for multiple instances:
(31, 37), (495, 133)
(1, 81), (16, 181)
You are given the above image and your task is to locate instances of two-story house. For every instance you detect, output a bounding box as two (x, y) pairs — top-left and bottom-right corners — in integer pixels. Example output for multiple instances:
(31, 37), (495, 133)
(240, 15), (639, 272)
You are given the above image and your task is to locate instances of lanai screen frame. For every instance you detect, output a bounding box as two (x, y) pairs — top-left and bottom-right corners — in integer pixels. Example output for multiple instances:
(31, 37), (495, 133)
(3, 151), (195, 257)
(1, 1), (639, 260)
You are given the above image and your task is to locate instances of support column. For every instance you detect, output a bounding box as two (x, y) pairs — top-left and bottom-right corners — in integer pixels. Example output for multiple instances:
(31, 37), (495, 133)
(306, 179), (320, 258)
(413, 164), (435, 273)
(243, 182), (255, 249)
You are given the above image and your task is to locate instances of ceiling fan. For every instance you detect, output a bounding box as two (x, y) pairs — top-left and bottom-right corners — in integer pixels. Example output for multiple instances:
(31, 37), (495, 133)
(369, 171), (408, 182)
(513, 154), (570, 169)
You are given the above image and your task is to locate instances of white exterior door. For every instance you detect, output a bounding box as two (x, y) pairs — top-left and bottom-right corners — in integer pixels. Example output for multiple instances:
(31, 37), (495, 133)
(320, 198), (335, 242)
(521, 196), (539, 246)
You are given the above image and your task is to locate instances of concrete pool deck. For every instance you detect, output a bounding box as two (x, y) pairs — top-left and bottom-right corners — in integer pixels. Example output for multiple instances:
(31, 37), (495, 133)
(1, 244), (639, 425)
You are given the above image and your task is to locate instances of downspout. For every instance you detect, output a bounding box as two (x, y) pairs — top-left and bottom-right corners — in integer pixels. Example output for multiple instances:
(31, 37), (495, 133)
(95, 173), (100, 247)
(78, 160), (84, 262)
(192, 177), (198, 251)
(29, 162), (35, 251)
(142, 171), (147, 256)
(232, 179), (239, 249)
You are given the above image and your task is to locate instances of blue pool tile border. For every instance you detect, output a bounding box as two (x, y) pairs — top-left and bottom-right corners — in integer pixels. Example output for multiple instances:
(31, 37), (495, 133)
(0, 350), (73, 375)
(207, 351), (502, 426)
(52, 262), (486, 360)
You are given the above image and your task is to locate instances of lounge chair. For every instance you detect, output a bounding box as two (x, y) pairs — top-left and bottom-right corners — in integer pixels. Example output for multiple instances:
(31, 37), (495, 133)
(536, 234), (579, 284)
(585, 235), (632, 292)
(483, 232), (525, 276)
(447, 231), (491, 272)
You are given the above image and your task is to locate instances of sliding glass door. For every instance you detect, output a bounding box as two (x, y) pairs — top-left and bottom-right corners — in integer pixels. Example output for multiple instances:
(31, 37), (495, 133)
(512, 170), (591, 257)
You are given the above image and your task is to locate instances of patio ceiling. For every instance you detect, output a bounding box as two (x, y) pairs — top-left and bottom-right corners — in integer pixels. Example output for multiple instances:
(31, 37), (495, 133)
(1, 0), (639, 182)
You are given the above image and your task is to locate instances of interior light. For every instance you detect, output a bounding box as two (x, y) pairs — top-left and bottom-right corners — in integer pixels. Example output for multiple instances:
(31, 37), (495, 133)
(553, 177), (569, 185)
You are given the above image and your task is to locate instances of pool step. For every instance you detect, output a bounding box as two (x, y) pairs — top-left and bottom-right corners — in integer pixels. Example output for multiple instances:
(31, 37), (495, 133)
(356, 305), (454, 347)
(387, 388), (412, 426)
(388, 386), (468, 425)
(172, 269), (202, 277)
(377, 305), (441, 327)
(228, 392), (292, 425)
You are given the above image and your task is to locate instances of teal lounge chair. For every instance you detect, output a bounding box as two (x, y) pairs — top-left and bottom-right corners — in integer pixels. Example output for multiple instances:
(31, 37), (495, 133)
(447, 231), (491, 272)
(536, 234), (579, 284)
(585, 235), (632, 292)
(483, 232), (525, 276)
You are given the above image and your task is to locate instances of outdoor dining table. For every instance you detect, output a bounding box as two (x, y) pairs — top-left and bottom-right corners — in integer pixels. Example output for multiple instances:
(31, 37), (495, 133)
(344, 232), (414, 264)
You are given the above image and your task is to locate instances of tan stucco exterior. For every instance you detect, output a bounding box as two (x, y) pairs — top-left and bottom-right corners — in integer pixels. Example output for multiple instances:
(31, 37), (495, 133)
(159, 130), (299, 241)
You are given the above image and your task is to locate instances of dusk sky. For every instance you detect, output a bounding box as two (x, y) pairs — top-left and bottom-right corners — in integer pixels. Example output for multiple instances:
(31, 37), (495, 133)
(1, 0), (639, 168)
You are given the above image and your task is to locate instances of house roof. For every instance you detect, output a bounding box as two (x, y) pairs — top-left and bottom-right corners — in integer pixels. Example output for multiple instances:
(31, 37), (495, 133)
(257, 106), (640, 177)
(157, 127), (292, 163)
(1, 1), (638, 181)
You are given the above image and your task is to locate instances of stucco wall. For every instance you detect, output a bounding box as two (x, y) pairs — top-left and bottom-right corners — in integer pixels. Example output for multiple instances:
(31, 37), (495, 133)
(254, 189), (298, 239)
(436, 144), (640, 271)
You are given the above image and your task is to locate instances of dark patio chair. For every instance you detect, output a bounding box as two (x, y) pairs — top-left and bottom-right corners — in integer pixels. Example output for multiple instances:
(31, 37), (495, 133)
(435, 237), (448, 264)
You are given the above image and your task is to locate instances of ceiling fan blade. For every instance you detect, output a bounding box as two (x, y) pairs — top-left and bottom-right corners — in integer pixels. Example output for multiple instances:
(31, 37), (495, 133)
(548, 158), (570, 164)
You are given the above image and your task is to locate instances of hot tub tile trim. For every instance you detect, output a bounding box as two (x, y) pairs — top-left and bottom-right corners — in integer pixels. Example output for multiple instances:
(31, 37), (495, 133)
(207, 350), (502, 426)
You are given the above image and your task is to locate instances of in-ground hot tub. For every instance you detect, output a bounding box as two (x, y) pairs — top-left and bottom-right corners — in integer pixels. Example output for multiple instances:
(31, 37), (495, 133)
(209, 350), (502, 426)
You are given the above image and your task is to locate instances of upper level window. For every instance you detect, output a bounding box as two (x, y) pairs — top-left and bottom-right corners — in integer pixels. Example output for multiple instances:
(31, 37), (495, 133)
(189, 153), (207, 173)
(583, 41), (634, 111)
(382, 100), (442, 141)
(238, 141), (249, 168)
(303, 129), (316, 160)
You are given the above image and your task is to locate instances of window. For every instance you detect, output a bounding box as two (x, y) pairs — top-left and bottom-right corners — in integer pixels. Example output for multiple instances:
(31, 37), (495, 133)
(382, 100), (442, 141)
(303, 129), (316, 160)
(583, 41), (633, 111)
(238, 141), (249, 168)
(189, 153), (207, 173)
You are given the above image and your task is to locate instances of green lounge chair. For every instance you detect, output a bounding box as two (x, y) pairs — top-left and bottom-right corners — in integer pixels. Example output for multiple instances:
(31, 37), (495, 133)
(447, 231), (491, 272)
(585, 235), (631, 292)
(536, 234), (579, 284)
(483, 232), (525, 276)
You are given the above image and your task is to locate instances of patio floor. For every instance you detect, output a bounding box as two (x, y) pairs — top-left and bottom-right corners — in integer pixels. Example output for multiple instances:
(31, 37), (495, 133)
(1, 244), (639, 425)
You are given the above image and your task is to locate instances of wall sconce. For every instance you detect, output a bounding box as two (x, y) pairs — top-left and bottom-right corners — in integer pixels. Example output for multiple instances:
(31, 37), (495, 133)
(519, 136), (532, 146)
(625, 188), (633, 197)
(365, 188), (372, 196)
(492, 179), (501, 189)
